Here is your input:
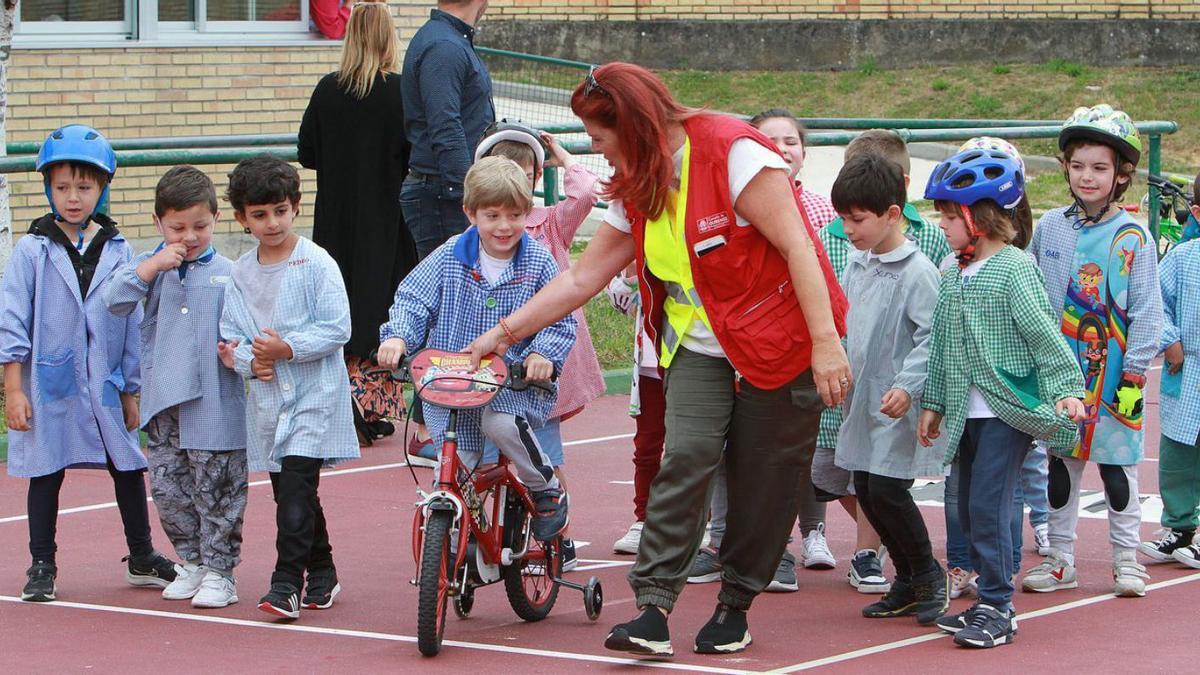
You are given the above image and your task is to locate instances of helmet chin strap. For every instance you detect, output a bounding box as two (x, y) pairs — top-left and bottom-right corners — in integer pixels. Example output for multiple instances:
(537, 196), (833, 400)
(955, 203), (981, 269)
(1065, 172), (1120, 227)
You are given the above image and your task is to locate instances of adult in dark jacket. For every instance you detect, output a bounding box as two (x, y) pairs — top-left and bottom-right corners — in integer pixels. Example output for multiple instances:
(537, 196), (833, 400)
(298, 0), (415, 442)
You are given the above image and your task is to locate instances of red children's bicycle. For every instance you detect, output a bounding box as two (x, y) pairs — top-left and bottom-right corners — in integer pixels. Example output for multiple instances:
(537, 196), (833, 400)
(392, 348), (603, 657)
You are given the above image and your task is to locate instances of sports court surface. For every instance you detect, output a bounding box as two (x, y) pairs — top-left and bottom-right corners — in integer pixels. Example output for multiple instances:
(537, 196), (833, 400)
(1, 367), (1196, 673)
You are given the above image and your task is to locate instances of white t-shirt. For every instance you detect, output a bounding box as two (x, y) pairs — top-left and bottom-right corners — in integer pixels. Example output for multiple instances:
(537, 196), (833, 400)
(960, 257), (997, 419)
(479, 248), (513, 285)
(603, 139), (789, 358)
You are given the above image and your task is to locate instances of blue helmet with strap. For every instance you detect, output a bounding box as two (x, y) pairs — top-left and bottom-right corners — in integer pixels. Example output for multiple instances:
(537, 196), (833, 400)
(36, 124), (118, 219)
(924, 148), (1024, 210)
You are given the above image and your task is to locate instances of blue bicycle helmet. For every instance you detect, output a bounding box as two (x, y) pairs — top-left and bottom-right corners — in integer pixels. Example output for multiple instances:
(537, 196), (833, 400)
(924, 148), (1024, 210)
(36, 124), (117, 217)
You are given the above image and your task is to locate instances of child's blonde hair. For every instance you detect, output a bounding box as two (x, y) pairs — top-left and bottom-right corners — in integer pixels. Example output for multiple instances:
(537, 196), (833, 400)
(336, 1), (399, 100)
(845, 129), (911, 175)
(464, 157), (533, 213)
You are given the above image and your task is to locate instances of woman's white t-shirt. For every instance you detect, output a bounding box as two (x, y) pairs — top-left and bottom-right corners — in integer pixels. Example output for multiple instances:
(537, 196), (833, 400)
(602, 139), (789, 358)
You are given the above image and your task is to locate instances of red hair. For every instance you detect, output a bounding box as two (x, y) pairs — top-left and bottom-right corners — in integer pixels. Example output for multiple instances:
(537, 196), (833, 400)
(570, 62), (695, 220)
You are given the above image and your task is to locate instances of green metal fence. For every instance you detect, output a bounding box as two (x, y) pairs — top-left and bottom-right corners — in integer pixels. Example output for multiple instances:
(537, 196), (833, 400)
(0, 47), (1183, 246)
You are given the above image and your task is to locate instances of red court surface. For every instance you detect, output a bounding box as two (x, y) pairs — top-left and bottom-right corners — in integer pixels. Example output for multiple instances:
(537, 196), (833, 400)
(1, 369), (1197, 673)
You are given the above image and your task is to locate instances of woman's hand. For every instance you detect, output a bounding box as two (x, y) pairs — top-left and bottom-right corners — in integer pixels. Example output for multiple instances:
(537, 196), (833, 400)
(5, 390), (31, 431)
(467, 325), (513, 370)
(917, 410), (943, 447)
(523, 353), (554, 382)
(810, 337), (852, 407)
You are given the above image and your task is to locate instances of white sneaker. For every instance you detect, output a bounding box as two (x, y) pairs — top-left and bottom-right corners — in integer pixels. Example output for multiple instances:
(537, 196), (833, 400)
(1022, 549), (1078, 593)
(1033, 523), (1051, 556)
(192, 570), (238, 608)
(1113, 550), (1150, 598)
(801, 523), (836, 570)
(948, 566), (977, 600)
(162, 563), (206, 600)
(1172, 543), (1200, 569)
(613, 521), (643, 555)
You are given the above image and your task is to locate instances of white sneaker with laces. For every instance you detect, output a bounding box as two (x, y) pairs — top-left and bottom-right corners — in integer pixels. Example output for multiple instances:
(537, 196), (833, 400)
(1172, 543), (1200, 569)
(613, 521), (643, 555)
(1113, 550), (1150, 597)
(801, 523), (836, 569)
(162, 563), (206, 600)
(192, 570), (239, 608)
(948, 566), (977, 600)
(1033, 523), (1051, 556)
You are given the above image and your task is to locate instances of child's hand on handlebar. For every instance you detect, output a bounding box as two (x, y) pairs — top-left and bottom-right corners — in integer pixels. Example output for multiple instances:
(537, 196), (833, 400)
(523, 353), (554, 382)
(378, 337), (407, 370)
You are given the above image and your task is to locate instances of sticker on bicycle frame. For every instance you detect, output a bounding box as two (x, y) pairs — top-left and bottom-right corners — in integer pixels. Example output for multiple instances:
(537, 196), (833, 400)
(408, 348), (510, 410)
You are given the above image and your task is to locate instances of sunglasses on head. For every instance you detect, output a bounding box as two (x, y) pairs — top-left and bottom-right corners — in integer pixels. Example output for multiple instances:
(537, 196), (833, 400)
(583, 66), (612, 99)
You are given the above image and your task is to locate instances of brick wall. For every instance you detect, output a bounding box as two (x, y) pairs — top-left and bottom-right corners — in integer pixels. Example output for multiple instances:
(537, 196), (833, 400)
(5, 2), (431, 245)
(484, 0), (1200, 21)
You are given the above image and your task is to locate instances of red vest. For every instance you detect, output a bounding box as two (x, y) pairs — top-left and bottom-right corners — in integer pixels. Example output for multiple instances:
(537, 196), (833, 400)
(630, 114), (848, 390)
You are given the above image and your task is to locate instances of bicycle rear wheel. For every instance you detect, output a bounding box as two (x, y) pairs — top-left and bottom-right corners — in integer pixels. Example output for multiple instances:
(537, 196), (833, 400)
(416, 510), (455, 656)
(501, 500), (561, 621)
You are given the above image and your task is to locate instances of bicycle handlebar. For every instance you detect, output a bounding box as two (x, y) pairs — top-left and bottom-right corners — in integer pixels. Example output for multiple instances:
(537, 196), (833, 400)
(365, 349), (556, 391)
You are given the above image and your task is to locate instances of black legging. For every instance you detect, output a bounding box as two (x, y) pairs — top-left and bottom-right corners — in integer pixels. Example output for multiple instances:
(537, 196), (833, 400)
(852, 471), (939, 581)
(28, 455), (153, 564)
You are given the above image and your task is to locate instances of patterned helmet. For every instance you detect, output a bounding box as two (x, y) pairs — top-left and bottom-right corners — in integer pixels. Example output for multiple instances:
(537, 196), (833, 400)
(1058, 104), (1141, 167)
(924, 148), (1025, 210)
(959, 136), (1025, 176)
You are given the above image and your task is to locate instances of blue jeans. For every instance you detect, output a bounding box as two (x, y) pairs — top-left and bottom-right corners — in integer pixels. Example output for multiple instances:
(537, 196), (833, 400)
(1020, 442), (1050, 527)
(954, 418), (1031, 608)
(399, 176), (470, 261)
(945, 459), (1023, 571)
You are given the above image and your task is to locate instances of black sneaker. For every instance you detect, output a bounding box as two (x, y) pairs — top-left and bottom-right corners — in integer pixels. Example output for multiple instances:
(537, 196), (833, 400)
(302, 567), (341, 609)
(258, 581), (301, 619)
(561, 539), (578, 572)
(604, 606), (674, 658)
(124, 550), (180, 588)
(1139, 528), (1194, 562)
(936, 606), (975, 634)
(861, 577), (917, 618)
(21, 560), (57, 602)
(912, 566), (950, 625)
(694, 603), (752, 654)
(531, 489), (569, 541)
(953, 603), (1017, 648)
(848, 550), (890, 593)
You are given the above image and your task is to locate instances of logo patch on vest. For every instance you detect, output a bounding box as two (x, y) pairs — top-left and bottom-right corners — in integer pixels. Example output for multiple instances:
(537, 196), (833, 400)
(697, 212), (731, 234)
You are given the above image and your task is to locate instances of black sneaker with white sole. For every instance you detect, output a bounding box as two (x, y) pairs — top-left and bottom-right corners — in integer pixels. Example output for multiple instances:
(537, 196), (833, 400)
(1138, 528), (1194, 562)
(935, 605), (976, 634)
(848, 550), (890, 593)
(258, 582), (302, 619)
(531, 489), (569, 542)
(124, 550), (179, 588)
(302, 567), (341, 609)
(953, 603), (1017, 648)
(694, 603), (752, 654)
(604, 606), (673, 658)
(21, 560), (57, 602)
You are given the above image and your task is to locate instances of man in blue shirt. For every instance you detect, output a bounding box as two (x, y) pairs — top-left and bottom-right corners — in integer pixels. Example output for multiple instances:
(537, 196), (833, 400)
(401, 0), (496, 260)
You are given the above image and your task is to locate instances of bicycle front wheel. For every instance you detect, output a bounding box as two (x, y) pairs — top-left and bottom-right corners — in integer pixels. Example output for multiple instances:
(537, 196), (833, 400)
(416, 510), (455, 656)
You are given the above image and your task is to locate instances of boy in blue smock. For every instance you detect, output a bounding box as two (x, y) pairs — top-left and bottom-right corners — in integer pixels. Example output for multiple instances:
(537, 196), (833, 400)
(218, 156), (359, 620)
(377, 156), (576, 542)
(0, 125), (178, 603)
(106, 166), (248, 609)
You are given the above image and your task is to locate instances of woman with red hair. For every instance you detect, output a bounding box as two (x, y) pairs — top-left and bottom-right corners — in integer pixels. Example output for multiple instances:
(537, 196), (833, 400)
(467, 63), (850, 657)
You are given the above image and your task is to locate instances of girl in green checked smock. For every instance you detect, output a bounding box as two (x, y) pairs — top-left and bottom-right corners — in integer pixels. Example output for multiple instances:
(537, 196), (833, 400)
(918, 148), (1085, 649)
(1022, 106), (1163, 601)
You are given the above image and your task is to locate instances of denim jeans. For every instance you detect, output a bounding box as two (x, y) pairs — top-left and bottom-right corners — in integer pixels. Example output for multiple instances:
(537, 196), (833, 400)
(1020, 442), (1050, 527)
(945, 458), (1024, 571)
(955, 418), (1031, 608)
(400, 176), (470, 261)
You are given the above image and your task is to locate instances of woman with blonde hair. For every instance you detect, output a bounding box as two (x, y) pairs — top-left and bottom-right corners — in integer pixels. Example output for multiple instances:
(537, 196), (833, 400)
(299, 0), (416, 444)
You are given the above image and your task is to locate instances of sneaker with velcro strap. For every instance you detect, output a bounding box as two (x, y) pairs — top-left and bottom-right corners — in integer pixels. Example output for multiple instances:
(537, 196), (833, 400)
(604, 606), (674, 658)
(531, 489), (569, 542)
(1021, 550), (1077, 592)
(953, 603), (1017, 648)
(192, 570), (239, 609)
(21, 560), (57, 603)
(124, 550), (180, 589)
(1139, 528), (1193, 562)
(848, 549), (890, 593)
(1113, 550), (1150, 597)
(162, 563), (207, 600)
(258, 581), (302, 619)
(302, 567), (341, 609)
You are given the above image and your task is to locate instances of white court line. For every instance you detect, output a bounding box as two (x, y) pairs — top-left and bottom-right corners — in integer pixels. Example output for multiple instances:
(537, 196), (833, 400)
(0, 431), (636, 525)
(766, 571), (1200, 672)
(572, 560), (635, 573)
(0, 595), (753, 674)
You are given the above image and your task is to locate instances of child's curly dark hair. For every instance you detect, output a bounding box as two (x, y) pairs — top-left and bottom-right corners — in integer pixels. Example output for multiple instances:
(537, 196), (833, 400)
(225, 155), (301, 212)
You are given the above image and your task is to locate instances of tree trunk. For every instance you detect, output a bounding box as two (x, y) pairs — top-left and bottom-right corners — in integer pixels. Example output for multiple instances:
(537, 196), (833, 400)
(0, 1), (15, 279)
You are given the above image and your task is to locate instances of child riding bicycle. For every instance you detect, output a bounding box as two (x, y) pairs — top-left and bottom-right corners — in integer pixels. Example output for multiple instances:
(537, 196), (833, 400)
(377, 156), (576, 542)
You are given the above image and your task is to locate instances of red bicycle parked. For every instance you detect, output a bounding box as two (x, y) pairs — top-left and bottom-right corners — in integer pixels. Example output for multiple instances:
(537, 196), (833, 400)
(387, 348), (603, 656)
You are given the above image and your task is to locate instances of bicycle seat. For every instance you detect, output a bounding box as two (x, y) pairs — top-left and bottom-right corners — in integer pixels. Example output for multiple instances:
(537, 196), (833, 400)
(408, 348), (510, 410)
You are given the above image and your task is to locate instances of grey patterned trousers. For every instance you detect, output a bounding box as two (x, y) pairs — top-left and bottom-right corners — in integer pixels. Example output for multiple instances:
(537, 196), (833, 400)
(147, 407), (249, 574)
